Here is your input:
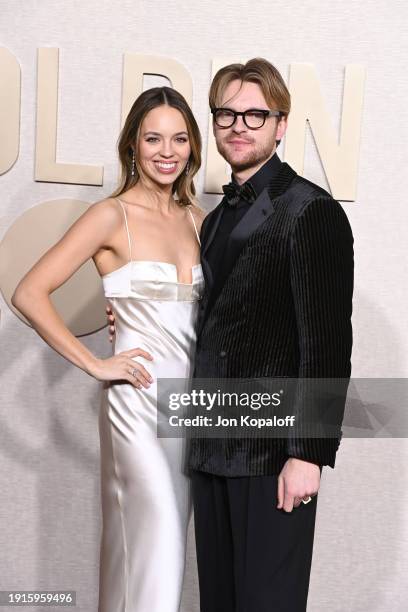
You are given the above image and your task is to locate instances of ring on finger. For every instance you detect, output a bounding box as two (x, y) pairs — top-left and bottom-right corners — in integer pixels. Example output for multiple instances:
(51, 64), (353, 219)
(301, 496), (312, 504)
(131, 369), (143, 388)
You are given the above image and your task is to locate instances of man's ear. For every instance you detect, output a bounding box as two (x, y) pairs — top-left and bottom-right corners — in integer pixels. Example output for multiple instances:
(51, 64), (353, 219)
(212, 119), (217, 138)
(276, 116), (288, 142)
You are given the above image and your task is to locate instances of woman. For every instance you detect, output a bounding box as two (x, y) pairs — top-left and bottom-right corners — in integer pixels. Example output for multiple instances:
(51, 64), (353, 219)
(12, 86), (205, 612)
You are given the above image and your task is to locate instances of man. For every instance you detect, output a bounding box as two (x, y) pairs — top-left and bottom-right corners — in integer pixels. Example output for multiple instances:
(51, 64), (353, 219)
(108, 58), (354, 611)
(188, 58), (353, 612)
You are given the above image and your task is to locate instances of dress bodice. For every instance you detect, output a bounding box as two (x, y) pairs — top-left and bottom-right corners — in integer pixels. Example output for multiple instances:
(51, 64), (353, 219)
(100, 199), (204, 362)
(102, 260), (204, 301)
(101, 198), (204, 302)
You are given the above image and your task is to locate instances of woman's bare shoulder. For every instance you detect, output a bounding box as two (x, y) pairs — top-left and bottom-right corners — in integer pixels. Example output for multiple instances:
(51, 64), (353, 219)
(90, 196), (122, 214)
(86, 197), (125, 229)
(188, 202), (207, 230)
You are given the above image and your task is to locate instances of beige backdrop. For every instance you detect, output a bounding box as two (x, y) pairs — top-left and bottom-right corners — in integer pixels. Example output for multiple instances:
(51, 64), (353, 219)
(1, 1), (407, 610)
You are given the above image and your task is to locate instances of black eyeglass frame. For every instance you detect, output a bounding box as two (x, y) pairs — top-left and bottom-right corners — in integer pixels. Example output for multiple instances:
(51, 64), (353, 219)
(211, 107), (284, 129)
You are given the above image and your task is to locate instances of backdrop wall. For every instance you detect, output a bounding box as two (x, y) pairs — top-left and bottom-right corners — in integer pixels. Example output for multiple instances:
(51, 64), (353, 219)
(1, 1), (407, 610)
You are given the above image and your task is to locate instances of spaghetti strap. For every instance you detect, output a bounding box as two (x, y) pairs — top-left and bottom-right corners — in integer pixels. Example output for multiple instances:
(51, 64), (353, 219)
(187, 206), (201, 247)
(114, 198), (132, 262)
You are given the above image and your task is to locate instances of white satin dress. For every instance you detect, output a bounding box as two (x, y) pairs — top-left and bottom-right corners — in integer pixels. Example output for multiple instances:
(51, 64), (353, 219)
(98, 198), (204, 612)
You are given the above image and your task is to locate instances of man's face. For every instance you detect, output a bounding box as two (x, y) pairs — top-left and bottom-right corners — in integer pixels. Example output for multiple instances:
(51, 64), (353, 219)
(213, 79), (287, 174)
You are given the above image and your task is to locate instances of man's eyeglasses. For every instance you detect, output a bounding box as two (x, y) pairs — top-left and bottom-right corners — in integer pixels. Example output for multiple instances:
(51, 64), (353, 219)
(211, 108), (284, 130)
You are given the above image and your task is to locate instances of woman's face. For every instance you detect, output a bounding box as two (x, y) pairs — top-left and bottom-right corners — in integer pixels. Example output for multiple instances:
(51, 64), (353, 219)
(137, 105), (192, 188)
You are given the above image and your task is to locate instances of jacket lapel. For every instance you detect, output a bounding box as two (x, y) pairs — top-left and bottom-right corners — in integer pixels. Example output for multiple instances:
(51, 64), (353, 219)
(218, 187), (274, 284)
(222, 162), (298, 279)
(198, 162), (298, 335)
(200, 202), (224, 291)
(201, 202), (224, 258)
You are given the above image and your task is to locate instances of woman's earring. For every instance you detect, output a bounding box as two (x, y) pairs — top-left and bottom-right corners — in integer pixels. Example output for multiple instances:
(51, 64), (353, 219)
(185, 160), (190, 175)
(131, 150), (135, 177)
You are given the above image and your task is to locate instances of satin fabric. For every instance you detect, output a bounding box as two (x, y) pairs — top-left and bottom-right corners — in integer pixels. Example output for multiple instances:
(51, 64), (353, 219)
(98, 259), (204, 612)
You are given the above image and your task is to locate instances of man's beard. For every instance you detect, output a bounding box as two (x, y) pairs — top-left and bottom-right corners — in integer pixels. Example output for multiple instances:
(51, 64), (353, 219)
(217, 138), (275, 173)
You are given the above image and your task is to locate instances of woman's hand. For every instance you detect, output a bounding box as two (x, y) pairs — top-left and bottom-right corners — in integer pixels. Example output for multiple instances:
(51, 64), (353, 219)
(91, 348), (154, 389)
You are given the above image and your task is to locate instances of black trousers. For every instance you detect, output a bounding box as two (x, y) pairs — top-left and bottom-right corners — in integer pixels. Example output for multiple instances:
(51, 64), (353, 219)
(192, 470), (319, 612)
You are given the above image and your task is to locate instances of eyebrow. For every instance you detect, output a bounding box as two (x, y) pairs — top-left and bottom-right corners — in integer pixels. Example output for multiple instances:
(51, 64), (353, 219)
(144, 131), (189, 136)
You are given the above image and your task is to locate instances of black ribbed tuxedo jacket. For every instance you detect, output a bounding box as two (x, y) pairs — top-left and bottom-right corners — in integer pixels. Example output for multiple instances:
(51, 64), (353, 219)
(188, 161), (354, 477)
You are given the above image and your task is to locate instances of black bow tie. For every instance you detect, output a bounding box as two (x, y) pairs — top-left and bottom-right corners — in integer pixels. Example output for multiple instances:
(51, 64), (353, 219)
(222, 181), (257, 207)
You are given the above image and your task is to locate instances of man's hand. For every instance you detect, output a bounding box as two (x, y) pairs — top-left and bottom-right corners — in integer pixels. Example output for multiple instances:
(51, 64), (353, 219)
(277, 457), (321, 513)
(106, 304), (115, 342)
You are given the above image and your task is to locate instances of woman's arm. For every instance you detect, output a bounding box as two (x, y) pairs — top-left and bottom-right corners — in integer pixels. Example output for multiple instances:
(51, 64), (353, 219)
(11, 199), (153, 387)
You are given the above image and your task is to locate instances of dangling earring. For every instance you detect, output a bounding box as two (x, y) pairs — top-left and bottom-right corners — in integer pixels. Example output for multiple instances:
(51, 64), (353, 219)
(185, 160), (191, 175)
(131, 150), (135, 177)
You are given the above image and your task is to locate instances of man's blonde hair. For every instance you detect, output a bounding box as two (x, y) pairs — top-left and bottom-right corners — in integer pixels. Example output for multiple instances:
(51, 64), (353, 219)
(209, 57), (290, 117)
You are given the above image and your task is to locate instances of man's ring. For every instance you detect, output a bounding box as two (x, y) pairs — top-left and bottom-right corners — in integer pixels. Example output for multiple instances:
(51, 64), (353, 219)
(301, 496), (312, 504)
(132, 369), (138, 378)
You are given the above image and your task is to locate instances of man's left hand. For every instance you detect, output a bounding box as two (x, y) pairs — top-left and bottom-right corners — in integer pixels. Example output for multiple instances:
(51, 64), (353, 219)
(277, 457), (321, 513)
(106, 304), (115, 342)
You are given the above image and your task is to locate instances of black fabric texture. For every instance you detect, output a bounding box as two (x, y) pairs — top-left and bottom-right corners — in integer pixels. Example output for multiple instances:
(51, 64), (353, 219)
(189, 159), (354, 476)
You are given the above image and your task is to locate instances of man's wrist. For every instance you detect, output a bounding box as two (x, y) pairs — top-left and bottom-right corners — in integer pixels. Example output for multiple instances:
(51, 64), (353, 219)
(287, 456), (321, 468)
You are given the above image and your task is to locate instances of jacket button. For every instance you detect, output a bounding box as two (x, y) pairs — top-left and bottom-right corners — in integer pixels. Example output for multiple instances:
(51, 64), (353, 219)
(219, 350), (227, 358)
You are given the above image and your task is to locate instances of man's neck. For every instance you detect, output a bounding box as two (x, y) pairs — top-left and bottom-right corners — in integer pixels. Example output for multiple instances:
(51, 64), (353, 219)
(232, 148), (277, 185)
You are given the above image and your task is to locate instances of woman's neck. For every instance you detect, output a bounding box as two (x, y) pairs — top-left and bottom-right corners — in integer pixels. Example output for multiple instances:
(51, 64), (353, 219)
(129, 180), (177, 215)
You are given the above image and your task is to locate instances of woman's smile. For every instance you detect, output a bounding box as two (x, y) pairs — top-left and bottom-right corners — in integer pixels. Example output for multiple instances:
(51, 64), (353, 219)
(153, 160), (178, 173)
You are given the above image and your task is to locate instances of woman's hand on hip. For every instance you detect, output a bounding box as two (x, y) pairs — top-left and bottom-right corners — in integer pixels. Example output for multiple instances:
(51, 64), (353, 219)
(91, 348), (154, 388)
